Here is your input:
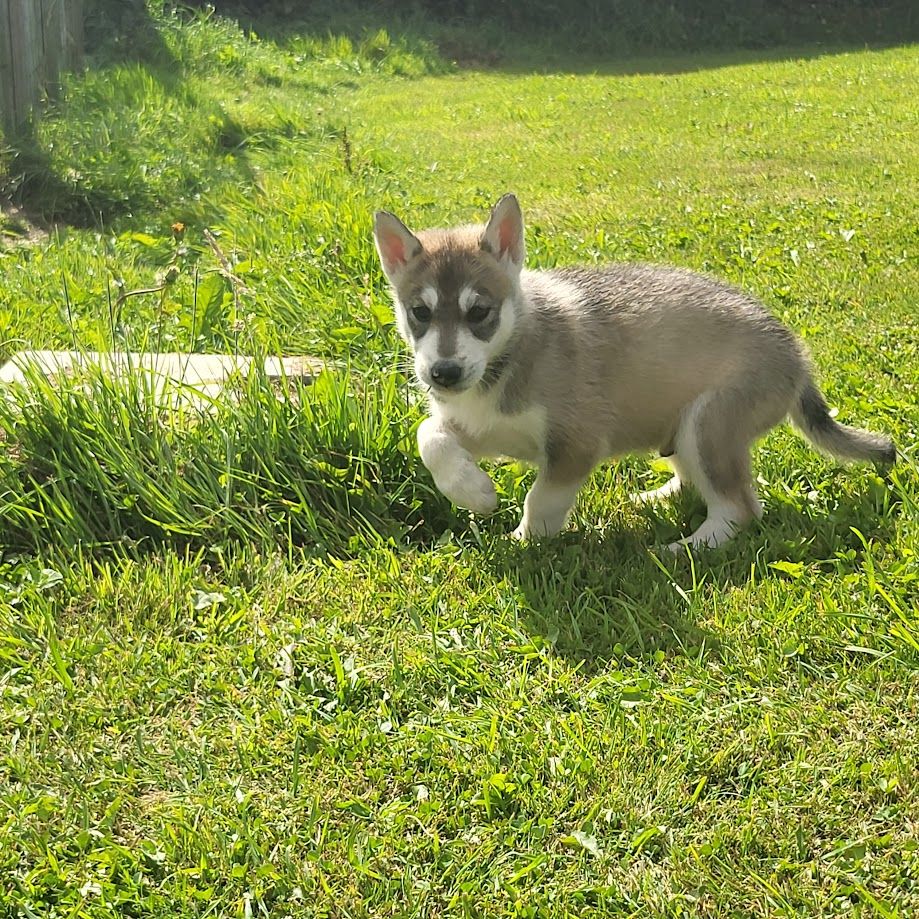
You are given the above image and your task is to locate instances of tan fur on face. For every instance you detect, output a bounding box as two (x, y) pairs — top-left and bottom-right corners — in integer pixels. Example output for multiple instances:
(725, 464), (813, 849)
(393, 226), (514, 316)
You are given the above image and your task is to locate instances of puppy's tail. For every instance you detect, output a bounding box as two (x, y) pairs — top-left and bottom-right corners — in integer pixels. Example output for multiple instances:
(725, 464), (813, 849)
(791, 378), (895, 465)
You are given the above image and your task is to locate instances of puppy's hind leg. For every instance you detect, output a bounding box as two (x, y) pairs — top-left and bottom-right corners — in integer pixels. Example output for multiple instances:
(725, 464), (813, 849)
(667, 393), (762, 552)
(631, 438), (685, 505)
(631, 462), (683, 505)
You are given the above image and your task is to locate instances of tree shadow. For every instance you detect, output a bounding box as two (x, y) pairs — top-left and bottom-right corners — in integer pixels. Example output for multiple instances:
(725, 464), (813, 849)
(218, 0), (918, 77)
(82, 0), (184, 93)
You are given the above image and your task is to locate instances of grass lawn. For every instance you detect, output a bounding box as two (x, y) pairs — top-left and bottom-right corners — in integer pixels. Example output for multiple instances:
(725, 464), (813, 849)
(1, 5), (918, 916)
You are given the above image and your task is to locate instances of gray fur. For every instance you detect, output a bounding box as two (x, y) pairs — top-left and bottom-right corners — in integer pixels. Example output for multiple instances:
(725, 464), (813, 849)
(791, 379), (896, 464)
(500, 263), (804, 457)
(373, 195), (895, 548)
(500, 263), (894, 467)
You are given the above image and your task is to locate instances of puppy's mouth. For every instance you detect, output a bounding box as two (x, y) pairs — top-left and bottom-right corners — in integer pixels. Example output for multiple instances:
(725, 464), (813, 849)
(425, 378), (474, 397)
(417, 367), (481, 396)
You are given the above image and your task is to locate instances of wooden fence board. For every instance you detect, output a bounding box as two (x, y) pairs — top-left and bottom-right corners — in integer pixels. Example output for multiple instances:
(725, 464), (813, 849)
(63, 0), (81, 71)
(0, 5), (14, 127)
(0, 0), (82, 130)
(40, 0), (62, 92)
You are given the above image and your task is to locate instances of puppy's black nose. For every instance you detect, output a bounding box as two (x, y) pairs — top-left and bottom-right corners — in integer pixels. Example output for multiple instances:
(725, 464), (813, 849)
(430, 360), (463, 388)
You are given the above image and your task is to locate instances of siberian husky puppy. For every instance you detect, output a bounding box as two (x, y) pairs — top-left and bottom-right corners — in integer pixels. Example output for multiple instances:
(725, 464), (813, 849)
(373, 194), (894, 549)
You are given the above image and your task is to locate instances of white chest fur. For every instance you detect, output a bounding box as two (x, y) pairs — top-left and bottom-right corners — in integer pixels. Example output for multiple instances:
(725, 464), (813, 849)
(432, 390), (547, 464)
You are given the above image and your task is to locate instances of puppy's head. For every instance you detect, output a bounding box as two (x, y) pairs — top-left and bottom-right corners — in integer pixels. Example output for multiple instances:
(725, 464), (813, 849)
(373, 194), (525, 397)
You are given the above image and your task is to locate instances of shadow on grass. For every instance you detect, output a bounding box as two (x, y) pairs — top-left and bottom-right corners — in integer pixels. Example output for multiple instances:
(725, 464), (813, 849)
(1, 0), (259, 227)
(83, 0), (184, 89)
(482, 527), (721, 666)
(475, 481), (898, 665)
(0, 123), (74, 229)
(225, 0), (918, 77)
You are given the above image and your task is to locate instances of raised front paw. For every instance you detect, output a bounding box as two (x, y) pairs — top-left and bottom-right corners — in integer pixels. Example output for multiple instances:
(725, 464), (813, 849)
(437, 465), (498, 515)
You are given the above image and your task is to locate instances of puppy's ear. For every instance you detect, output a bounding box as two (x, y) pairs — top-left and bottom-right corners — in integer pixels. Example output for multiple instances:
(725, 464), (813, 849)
(373, 211), (423, 283)
(481, 193), (525, 273)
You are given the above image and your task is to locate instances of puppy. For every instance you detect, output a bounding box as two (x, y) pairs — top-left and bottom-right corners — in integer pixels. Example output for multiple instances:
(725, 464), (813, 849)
(373, 194), (894, 549)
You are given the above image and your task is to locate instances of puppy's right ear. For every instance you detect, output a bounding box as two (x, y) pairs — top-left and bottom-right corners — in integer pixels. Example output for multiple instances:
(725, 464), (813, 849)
(481, 194), (525, 275)
(373, 211), (423, 283)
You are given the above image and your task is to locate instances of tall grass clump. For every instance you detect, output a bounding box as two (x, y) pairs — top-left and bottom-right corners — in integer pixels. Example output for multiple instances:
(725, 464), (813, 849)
(0, 363), (453, 555)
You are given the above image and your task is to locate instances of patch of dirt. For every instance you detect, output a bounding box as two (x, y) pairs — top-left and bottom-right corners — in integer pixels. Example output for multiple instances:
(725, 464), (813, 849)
(1, 200), (49, 249)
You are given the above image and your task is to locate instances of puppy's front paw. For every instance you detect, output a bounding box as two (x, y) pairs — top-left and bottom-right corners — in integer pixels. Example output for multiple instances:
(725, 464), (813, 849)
(438, 465), (498, 515)
(511, 518), (561, 541)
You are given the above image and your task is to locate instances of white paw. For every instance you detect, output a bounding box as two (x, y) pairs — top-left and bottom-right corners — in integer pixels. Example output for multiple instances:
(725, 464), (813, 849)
(511, 518), (563, 541)
(666, 515), (739, 553)
(630, 476), (682, 505)
(438, 466), (498, 515)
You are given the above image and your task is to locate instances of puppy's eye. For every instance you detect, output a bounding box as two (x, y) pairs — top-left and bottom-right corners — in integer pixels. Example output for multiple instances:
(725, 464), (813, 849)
(467, 303), (492, 323)
(410, 305), (432, 323)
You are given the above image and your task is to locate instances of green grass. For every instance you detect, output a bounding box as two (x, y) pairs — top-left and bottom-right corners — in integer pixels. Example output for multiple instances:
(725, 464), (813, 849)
(1, 4), (918, 916)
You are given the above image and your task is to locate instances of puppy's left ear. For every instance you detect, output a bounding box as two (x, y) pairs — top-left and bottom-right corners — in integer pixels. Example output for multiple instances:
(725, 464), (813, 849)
(482, 193), (525, 274)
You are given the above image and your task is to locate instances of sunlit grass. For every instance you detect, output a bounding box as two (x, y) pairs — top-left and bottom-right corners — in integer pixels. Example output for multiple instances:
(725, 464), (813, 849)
(0, 4), (917, 916)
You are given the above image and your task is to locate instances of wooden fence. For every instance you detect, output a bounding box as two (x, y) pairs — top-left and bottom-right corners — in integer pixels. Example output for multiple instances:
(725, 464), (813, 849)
(0, 0), (83, 132)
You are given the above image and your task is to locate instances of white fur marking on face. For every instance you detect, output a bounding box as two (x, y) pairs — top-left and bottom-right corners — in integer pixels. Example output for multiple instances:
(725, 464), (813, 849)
(489, 296), (516, 350)
(452, 326), (478, 361)
(414, 329), (441, 381)
(394, 306), (410, 343)
(459, 286), (479, 311)
(421, 287), (439, 309)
